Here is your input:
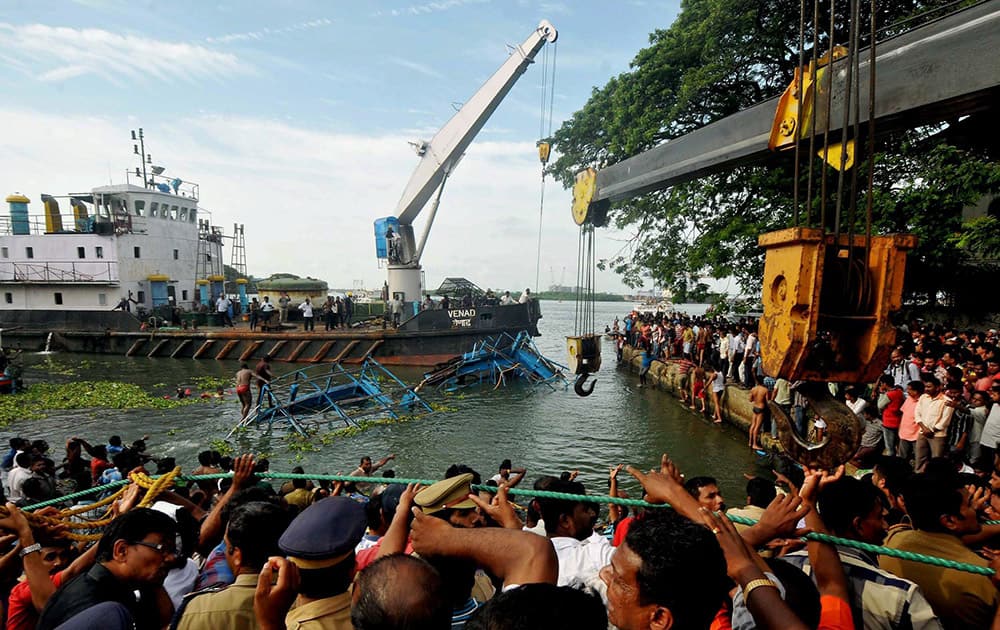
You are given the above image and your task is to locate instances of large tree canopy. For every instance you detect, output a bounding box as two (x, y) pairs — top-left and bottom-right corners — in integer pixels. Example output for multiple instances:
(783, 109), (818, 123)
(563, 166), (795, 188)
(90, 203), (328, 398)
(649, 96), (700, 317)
(550, 0), (1000, 311)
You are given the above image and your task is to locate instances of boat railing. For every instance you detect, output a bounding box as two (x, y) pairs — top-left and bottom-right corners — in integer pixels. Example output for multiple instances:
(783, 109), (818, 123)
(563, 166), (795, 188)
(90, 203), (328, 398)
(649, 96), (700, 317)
(0, 261), (119, 284)
(0, 213), (117, 237)
(244, 358), (433, 436)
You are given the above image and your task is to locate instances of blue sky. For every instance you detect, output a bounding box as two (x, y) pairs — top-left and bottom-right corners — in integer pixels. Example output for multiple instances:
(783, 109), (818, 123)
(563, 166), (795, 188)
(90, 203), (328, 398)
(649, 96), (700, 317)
(0, 0), (681, 293)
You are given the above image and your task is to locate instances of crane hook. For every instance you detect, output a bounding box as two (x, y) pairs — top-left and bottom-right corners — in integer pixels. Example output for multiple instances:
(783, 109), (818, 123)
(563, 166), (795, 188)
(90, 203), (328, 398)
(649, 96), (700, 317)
(574, 374), (596, 397)
(768, 382), (863, 469)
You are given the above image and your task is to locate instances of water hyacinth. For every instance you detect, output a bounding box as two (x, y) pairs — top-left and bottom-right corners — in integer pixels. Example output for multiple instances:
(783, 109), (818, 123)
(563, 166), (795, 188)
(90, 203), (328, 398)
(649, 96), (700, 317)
(0, 381), (198, 426)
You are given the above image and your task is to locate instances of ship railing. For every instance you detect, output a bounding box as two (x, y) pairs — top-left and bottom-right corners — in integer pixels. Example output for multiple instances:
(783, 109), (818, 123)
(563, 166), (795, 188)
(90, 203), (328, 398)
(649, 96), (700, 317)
(0, 213), (116, 236)
(0, 261), (119, 283)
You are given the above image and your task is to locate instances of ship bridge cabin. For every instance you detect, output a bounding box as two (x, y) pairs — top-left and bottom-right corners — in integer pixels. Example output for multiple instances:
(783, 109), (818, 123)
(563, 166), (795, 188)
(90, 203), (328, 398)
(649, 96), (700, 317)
(0, 180), (222, 314)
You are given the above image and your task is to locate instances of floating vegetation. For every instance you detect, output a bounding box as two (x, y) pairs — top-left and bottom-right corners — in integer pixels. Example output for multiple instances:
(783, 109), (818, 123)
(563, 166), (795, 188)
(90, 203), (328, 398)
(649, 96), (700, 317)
(0, 381), (199, 426)
(193, 376), (230, 391)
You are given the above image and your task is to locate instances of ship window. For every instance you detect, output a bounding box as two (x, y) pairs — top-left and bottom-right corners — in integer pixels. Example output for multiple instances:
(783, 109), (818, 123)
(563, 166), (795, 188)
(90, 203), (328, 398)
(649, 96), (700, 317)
(170, 205), (179, 220)
(150, 202), (159, 218)
(179, 207), (188, 221)
(4, 293), (11, 304)
(173, 249), (179, 260)
(1, 247), (7, 258)
(54, 292), (63, 305)
(25, 247), (34, 259)
(182, 289), (188, 301)
(137, 290), (145, 304)
(98, 293), (107, 306)
(134, 246), (141, 259)
(189, 208), (197, 223)
(77, 246), (85, 259)
(134, 200), (145, 217)
(95, 246), (104, 259)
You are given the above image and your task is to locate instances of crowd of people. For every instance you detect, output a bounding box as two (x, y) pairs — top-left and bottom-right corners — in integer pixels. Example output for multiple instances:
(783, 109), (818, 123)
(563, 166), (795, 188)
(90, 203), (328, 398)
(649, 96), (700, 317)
(614, 311), (1000, 470)
(1, 425), (1000, 629)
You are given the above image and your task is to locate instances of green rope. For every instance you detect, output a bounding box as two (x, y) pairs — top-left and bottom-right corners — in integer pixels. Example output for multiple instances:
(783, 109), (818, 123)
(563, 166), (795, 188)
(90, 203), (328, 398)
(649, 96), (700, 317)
(19, 472), (995, 577)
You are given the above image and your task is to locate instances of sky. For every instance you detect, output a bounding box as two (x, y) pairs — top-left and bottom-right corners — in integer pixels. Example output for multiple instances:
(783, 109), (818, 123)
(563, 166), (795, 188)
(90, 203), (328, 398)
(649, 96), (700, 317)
(0, 0), (682, 295)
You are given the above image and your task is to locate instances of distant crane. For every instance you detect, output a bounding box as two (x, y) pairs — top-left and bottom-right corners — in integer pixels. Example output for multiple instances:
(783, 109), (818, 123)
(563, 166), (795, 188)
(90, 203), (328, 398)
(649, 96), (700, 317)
(373, 20), (558, 306)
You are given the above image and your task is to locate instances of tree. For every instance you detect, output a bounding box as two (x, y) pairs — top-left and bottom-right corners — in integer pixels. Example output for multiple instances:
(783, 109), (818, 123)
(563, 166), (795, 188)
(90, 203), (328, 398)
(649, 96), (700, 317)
(550, 0), (1000, 311)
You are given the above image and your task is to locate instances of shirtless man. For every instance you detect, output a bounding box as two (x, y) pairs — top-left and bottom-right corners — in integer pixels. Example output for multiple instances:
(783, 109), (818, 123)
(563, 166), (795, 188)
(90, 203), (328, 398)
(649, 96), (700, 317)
(235, 363), (254, 420)
(254, 355), (274, 405)
(748, 371), (770, 451)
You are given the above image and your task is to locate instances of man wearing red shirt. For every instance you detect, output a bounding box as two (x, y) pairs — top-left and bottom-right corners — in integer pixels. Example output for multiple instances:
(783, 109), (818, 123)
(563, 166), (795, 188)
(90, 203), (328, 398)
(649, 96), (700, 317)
(878, 375), (905, 457)
(2, 505), (100, 630)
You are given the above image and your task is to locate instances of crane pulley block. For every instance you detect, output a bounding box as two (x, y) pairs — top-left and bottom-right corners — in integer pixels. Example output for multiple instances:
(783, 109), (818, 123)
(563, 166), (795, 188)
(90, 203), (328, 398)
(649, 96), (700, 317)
(757, 227), (917, 384)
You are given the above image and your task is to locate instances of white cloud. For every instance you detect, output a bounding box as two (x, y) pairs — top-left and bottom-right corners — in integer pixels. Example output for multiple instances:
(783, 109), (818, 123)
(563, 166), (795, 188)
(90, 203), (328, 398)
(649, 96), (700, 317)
(206, 18), (333, 44)
(385, 56), (444, 79)
(372, 0), (491, 18)
(38, 65), (91, 82)
(0, 109), (631, 294)
(0, 22), (251, 84)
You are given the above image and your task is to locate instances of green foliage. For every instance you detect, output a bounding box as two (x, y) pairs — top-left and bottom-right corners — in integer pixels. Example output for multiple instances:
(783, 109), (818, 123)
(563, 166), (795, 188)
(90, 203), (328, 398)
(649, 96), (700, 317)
(208, 438), (234, 457)
(193, 376), (230, 391)
(550, 0), (999, 302)
(0, 381), (196, 426)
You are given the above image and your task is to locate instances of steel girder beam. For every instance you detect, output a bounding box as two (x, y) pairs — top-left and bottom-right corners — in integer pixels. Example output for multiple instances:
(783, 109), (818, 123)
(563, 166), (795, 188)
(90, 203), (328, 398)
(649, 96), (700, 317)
(592, 0), (1000, 204)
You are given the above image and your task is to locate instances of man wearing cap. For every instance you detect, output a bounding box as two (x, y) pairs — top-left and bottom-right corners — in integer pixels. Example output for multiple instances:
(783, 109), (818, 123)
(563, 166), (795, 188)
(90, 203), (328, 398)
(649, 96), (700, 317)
(277, 496), (367, 629)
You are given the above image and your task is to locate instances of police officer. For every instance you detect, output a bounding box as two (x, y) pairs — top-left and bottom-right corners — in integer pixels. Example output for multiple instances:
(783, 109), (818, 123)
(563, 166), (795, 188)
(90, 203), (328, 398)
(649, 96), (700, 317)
(277, 497), (367, 629)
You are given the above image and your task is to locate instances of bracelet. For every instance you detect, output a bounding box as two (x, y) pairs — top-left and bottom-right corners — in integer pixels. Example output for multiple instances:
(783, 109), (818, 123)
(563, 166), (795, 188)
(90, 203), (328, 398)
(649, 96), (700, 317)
(742, 578), (777, 601)
(18, 543), (41, 558)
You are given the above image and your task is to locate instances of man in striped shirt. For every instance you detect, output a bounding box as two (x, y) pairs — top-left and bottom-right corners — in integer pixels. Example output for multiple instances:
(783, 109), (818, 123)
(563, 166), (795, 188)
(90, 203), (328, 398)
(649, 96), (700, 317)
(782, 477), (942, 629)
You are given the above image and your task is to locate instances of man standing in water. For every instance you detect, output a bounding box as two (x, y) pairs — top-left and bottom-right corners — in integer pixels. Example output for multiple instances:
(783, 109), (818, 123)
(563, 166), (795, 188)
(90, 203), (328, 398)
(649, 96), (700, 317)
(235, 363), (254, 420)
(254, 356), (273, 406)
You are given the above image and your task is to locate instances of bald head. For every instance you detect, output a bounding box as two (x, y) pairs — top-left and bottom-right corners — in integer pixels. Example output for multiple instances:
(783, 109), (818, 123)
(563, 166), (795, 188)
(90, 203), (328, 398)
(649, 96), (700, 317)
(351, 554), (450, 630)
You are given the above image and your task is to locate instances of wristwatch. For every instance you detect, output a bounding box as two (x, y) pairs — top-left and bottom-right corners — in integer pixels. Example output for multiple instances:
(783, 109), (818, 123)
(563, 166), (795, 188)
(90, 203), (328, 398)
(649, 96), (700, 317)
(19, 543), (41, 558)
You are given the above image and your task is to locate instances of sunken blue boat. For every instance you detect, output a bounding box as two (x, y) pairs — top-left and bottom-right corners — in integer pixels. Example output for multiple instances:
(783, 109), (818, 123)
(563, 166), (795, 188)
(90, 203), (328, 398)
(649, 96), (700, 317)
(418, 331), (567, 391)
(231, 358), (432, 436)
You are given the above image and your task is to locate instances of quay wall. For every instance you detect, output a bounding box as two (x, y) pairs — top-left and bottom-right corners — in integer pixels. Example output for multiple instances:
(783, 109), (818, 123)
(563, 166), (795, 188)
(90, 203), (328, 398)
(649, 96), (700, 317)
(618, 345), (780, 451)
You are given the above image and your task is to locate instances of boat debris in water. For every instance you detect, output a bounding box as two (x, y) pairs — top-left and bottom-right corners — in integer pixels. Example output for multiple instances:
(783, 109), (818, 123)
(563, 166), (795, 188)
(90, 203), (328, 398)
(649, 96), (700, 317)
(230, 358), (432, 437)
(418, 331), (567, 392)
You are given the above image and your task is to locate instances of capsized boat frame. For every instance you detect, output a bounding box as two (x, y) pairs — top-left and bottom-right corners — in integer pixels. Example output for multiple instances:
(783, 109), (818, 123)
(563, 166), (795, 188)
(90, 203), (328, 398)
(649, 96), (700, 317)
(418, 331), (568, 392)
(229, 358), (432, 437)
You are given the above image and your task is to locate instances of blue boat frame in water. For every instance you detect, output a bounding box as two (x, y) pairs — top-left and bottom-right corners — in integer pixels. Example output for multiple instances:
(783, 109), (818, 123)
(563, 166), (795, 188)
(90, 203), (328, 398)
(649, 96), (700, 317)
(230, 358), (432, 437)
(418, 331), (567, 392)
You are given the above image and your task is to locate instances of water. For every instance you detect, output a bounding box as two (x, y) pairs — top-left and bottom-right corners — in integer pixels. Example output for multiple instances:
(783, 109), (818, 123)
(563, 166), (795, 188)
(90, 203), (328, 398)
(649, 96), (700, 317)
(9, 301), (761, 503)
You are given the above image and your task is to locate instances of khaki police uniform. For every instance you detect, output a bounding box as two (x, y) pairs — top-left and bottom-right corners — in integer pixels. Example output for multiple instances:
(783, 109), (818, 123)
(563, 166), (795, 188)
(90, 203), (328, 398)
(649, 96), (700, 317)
(172, 573), (259, 630)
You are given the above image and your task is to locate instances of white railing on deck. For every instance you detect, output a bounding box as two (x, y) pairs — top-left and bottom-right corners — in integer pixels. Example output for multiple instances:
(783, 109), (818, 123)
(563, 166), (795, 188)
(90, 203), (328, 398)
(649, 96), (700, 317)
(0, 261), (119, 283)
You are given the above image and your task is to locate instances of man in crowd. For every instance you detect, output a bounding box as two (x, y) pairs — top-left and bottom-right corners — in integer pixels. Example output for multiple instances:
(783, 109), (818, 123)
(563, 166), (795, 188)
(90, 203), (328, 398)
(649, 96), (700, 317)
(37, 508), (178, 630)
(684, 476), (725, 512)
(880, 472), (997, 628)
(174, 502), (292, 629)
(535, 478), (611, 592)
(347, 454), (396, 496)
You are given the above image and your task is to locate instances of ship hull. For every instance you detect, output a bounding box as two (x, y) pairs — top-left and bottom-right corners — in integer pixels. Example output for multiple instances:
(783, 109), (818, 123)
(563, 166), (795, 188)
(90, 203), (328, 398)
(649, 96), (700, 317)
(0, 302), (542, 367)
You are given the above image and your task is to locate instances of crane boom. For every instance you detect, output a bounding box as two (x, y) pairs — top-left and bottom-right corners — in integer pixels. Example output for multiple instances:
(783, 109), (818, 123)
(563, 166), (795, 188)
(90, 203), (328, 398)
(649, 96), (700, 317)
(580, 0), (1000, 208)
(376, 20), (558, 308)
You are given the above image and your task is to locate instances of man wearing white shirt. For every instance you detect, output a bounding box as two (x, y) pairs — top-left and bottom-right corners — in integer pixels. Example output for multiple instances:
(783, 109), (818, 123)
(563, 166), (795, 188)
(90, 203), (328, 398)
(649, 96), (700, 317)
(914, 375), (951, 472)
(299, 298), (315, 331)
(536, 479), (612, 597)
(518, 288), (532, 304)
(499, 291), (514, 306)
(6, 453), (37, 502)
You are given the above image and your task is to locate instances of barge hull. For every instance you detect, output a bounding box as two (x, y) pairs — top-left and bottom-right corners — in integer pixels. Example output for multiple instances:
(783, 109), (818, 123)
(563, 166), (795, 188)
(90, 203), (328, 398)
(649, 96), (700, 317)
(0, 302), (542, 367)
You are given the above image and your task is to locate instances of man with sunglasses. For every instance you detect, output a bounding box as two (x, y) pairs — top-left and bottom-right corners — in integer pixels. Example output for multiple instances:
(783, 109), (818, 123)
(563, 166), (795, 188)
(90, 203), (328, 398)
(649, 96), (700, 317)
(37, 508), (178, 630)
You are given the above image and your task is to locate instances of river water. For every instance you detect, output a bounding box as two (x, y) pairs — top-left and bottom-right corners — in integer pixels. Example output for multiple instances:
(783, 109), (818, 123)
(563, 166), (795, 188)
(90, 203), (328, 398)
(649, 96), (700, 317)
(10, 301), (762, 503)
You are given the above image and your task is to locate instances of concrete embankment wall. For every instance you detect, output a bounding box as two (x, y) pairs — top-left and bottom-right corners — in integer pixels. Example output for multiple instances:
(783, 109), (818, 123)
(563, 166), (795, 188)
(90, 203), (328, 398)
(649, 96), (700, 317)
(619, 345), (779, 450)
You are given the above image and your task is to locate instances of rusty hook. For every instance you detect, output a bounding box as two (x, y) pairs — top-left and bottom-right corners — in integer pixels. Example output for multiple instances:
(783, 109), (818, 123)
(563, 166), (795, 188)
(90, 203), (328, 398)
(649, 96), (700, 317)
(574, 374), (596, 397)
(769, 382), (862, 469)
